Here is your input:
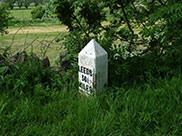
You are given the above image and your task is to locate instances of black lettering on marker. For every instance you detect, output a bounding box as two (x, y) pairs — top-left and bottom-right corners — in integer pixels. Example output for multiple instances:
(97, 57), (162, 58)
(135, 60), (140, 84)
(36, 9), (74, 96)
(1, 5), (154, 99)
(79, 81), (93, 93)
(86, 68), (88, 75)
(86, 85), (88, 90)
(79, 65), (92, 76)
(89, 70), (92, 76)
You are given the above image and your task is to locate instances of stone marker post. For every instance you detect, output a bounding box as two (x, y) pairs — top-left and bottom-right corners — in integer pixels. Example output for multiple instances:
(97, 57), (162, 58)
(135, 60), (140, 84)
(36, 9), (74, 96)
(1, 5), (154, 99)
(78, 39), (108, 95)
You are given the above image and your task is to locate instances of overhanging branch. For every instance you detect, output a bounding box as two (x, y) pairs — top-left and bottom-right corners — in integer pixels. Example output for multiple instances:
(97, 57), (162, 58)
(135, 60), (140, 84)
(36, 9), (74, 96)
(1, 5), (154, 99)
(120, 3), (134, 53)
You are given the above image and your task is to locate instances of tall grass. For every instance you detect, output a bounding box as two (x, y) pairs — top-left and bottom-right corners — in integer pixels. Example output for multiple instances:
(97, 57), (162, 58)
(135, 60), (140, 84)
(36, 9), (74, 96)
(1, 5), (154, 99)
(0, 58), (182, 135)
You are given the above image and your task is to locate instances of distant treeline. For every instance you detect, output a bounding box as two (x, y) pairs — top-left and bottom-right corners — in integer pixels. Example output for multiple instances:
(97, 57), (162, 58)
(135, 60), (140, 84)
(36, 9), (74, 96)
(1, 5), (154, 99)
(2, 0), (45, 9)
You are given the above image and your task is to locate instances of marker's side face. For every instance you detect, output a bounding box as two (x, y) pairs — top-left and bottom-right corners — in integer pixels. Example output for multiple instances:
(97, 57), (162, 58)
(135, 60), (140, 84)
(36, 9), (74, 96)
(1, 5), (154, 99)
(95, 55), (108, 93)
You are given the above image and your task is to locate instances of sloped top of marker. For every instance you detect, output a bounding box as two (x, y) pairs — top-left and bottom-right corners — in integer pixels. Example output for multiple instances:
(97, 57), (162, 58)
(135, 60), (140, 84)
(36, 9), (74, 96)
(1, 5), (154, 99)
(79, 39), (107, 58)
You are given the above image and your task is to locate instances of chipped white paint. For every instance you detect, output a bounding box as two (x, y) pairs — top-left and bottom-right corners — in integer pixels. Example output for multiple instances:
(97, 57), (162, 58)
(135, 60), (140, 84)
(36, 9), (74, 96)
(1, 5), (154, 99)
(78, 39), (108, 95)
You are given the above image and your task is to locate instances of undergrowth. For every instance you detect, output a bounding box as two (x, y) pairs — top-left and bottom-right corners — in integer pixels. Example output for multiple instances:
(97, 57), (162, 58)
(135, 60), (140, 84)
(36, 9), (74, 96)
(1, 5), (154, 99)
(0, 53), (182, 135)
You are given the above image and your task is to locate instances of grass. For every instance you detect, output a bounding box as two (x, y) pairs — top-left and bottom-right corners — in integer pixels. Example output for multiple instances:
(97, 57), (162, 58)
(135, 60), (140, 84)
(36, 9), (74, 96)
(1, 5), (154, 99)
(1, 65), (182, 135)
(10, 9), (32, 20)
(9, 8), (61, 27)
(1, 7), (67, 65)
(0, 7), (65, 66)
(0, 31), (66, 65)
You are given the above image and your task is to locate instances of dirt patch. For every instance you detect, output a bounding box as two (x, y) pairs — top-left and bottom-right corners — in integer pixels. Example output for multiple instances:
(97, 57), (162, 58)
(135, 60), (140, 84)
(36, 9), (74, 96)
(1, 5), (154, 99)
(8, 25), (68, 34)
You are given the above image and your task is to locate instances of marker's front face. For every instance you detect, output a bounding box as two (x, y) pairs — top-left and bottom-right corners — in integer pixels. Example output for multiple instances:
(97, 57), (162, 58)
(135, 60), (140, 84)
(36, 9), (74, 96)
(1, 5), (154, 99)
(78, 65), (94, 95)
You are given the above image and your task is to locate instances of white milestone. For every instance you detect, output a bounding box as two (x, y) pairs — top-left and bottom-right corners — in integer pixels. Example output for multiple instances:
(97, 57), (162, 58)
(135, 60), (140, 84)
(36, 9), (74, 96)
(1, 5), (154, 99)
(78, 39), (108, 95)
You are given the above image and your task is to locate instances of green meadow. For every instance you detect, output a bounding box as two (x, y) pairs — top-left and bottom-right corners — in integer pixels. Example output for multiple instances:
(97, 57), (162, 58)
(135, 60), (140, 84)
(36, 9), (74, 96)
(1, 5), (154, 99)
(1, 2), (182, 135)
(1, 8), (65, 65)
(0, 31), (66, 65)
(10, 9), (32, 19)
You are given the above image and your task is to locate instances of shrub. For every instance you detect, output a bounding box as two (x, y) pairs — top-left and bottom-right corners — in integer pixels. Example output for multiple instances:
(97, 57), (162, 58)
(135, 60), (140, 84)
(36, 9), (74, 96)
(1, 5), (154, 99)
(54, 0), (182, 87)
(31, 5), (45, 19)
(0, 4), (10, 34)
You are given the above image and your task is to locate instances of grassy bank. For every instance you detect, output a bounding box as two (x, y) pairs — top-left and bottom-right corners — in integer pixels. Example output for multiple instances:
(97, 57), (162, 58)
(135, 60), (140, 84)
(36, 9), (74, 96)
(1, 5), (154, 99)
(0, 58), (182, 135)
(1, 76), (182, 135)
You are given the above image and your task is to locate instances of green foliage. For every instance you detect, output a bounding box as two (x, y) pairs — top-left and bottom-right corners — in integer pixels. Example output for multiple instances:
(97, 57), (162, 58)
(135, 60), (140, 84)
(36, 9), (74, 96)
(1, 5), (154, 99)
(32, 0), (44, 6)
(31, 5), (45, 19)
(3, 0), (43, 9)
(54, 0), (74, 30)
(3, 0), (16, 9)
(23, 0), (30, 9)
(44, 0), (57, 18)
(0, 4), (10, 34)
(54, 0), (182, 86)
(17, 0), (23, 9)
(1, 57), (182, 135)
(0, 54), (65, 95)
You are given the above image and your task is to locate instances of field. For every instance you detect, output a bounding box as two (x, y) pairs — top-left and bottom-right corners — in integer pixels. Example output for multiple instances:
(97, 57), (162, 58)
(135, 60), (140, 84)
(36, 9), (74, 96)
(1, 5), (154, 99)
(0, 25), (67, 65)
(10, 9), (32, 19)
(0, 8), (67, 65)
